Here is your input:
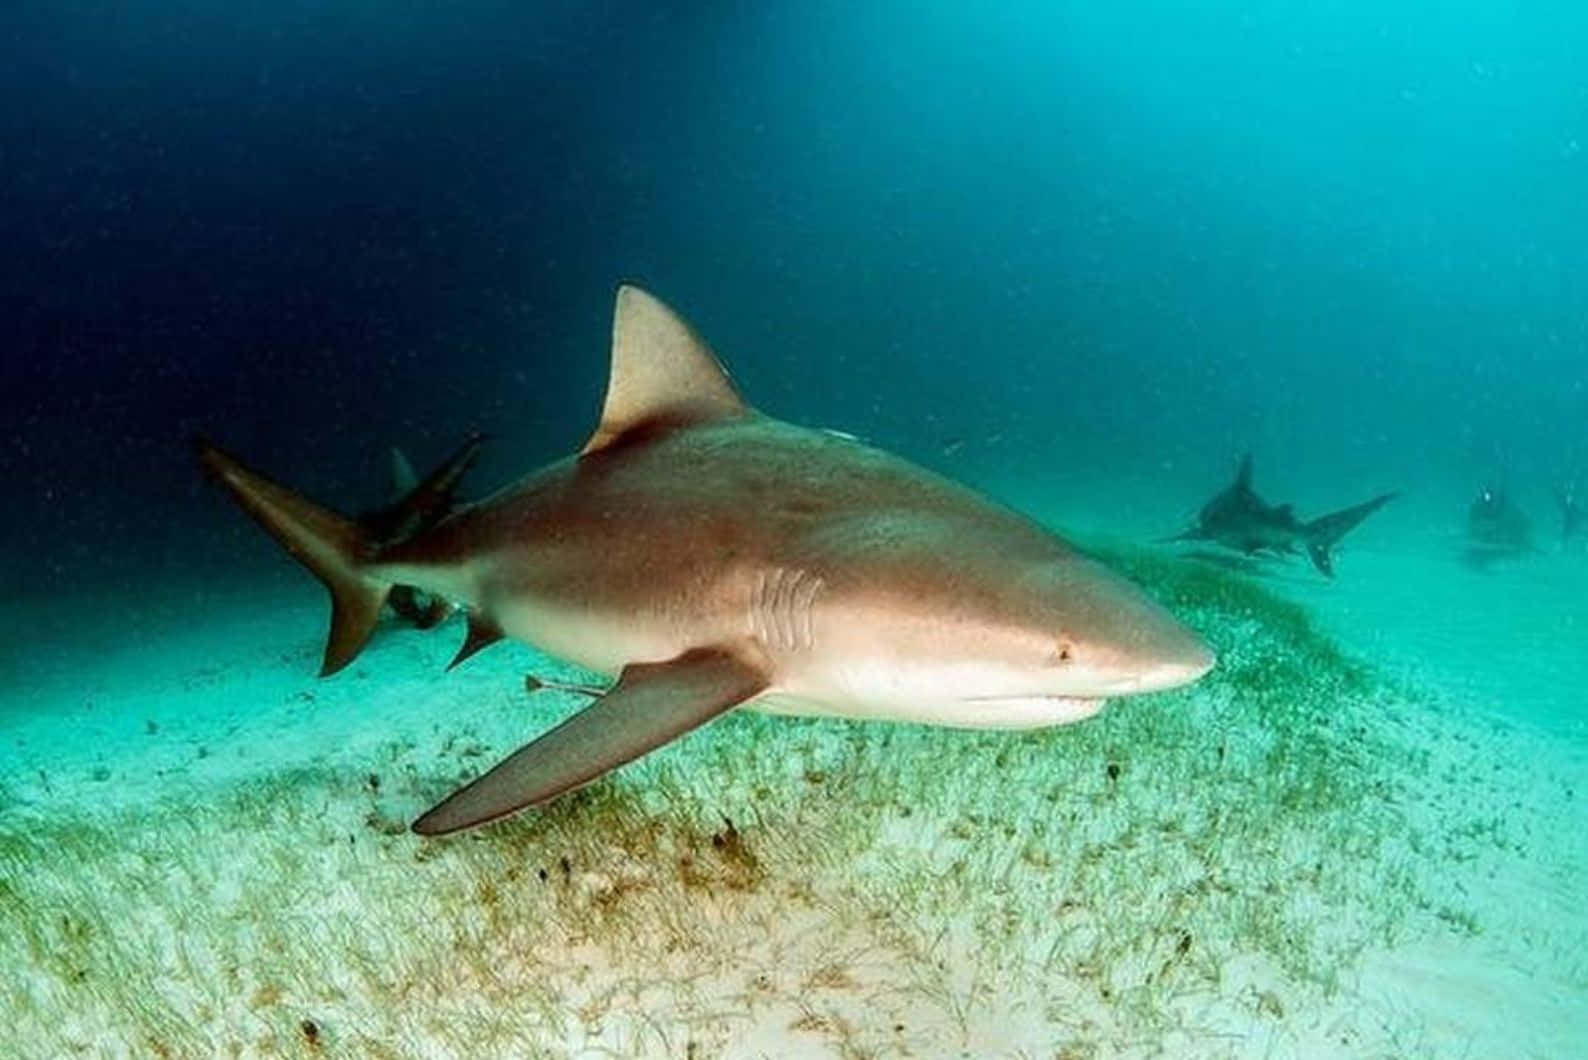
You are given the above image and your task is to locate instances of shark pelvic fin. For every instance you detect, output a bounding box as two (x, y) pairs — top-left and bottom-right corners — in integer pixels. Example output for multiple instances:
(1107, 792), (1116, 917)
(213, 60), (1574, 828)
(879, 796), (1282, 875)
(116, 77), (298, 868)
(413, 645), (769, 835)
(447, 612), (504, 670)
(195, 440), (390, 676)
(582, 285), (750, 455)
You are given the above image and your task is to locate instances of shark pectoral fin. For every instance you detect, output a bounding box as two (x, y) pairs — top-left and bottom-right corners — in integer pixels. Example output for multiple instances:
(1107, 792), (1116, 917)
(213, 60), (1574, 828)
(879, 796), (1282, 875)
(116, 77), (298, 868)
(413, 646), (768, 836)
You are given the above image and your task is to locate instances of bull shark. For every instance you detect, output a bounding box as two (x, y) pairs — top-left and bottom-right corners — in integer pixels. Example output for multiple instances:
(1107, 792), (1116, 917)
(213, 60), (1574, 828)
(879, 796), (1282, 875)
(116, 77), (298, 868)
(197, 285), (1213, 836)
(1466, 484), (1533, 566)
(1166, 455), (1395, 577)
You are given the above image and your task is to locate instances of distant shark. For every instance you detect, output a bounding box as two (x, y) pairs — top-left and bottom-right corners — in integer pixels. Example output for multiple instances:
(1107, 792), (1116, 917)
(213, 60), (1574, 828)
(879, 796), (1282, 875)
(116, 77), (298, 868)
(198, 285), (1213, 835)
(1166, 455), (1395, 577)
(360, 438), (486, 629)
(1557, 483), (1583, 546)
(1466, 484), (1533, 565)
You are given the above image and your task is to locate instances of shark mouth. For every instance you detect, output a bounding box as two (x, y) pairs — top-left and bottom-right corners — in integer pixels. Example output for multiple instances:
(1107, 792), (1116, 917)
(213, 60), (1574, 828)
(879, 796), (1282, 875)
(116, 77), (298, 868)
(957, 695), (1109, 728)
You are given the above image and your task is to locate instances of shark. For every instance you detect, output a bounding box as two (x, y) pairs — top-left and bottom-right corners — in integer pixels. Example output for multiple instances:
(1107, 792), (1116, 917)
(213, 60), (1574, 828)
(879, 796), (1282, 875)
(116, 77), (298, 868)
(197, 285), (1214, 836)
(1166, 454), (1395, 577)
(1466, 484), (1534, 565)
(1557, 483), (1583, 546)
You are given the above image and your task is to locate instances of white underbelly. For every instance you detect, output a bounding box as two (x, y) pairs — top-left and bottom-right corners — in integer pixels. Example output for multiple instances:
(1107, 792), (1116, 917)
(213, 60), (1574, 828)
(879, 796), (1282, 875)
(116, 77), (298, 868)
(492, 598), (687, 676)
(747, 690), (1107, 730)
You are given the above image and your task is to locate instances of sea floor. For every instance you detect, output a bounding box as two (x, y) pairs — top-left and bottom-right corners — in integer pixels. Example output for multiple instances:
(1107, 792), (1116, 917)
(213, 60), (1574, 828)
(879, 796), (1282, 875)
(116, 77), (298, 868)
(2, 478), (1586, 1058)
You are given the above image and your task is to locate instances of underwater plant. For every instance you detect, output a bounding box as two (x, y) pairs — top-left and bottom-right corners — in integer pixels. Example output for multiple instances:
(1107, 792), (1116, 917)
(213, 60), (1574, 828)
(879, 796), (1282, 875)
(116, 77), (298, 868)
(0, 546), (1549, 1056)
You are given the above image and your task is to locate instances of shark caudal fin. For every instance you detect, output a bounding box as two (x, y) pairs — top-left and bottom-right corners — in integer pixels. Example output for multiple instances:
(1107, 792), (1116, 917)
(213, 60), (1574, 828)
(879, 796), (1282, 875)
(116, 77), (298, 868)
(1302, 492), (1397, 577)
(195, 440), (391, 675)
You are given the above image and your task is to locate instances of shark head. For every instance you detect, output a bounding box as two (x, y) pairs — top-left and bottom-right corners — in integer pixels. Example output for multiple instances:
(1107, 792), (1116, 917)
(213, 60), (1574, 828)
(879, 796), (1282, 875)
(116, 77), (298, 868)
(804, 524), (1214, 727)
(1023, 556), (1215, 696)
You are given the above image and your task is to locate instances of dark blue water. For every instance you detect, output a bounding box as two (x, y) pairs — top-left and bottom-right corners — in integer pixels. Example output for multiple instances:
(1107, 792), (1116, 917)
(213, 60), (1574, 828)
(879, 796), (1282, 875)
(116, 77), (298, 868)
(5, 1), (1585, 597)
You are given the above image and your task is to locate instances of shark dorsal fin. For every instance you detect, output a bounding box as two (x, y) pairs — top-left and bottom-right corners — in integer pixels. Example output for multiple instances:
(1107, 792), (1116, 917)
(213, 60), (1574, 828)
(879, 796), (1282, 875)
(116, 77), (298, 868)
(388, 448), (419, 497)
(1235, 453), (1254, 490)
(582, 285), (749, 454)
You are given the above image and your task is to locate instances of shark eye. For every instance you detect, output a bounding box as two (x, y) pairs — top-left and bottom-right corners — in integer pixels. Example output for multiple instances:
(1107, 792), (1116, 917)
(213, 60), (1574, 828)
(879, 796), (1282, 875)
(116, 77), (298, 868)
(1056, 639), (1075, 663)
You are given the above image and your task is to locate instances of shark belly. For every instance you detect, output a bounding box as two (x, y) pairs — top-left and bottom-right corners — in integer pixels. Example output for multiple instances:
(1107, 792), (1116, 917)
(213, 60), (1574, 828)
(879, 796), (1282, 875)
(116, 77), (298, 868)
(490, 594), (686, 677)
(746, 689), (1106, 729)
(461, 539), (758, 678)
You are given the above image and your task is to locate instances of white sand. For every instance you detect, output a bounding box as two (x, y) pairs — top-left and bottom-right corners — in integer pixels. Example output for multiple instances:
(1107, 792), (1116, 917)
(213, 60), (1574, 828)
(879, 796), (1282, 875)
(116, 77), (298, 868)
(2, 472), (1586, 1057)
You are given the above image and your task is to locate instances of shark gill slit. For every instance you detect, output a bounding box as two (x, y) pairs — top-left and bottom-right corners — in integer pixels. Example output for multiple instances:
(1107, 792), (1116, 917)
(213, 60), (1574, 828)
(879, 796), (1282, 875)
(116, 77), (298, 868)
(748, 569), (767, 645)
(794, 571), (823, 652)
(783, 569), (807, 649)
(749, 567), (821, 652)
(770, 567), (795, 649)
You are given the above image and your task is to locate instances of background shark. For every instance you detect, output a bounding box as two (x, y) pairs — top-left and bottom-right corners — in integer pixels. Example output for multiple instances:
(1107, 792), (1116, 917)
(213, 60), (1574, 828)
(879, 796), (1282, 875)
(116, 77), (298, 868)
(197, 286), (1213, 835)
(1557, 483), (1583, 547)
(1466, 484), (1534, 567)
(361, 436), (486, 630)
(1167, 454), (1396, 577)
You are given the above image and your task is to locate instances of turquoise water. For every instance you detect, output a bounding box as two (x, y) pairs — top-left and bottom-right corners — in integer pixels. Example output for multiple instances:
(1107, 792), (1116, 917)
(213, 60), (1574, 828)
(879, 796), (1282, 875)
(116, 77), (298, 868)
(3, 2), (1587, 1056)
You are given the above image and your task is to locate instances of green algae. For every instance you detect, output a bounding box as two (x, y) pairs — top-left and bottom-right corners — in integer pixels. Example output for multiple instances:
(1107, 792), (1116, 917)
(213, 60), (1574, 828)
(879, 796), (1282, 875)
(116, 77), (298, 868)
(0, 546), (1501, 1055)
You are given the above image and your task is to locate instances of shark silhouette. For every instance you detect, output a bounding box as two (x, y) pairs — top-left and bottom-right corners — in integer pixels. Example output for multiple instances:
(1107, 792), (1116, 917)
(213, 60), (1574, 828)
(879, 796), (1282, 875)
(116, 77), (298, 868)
(198, 286), (1213, 835)
(1466, 484), (1534, 566)
(1167, 455), (1395, 577)
(1557, 483), (1583, 546)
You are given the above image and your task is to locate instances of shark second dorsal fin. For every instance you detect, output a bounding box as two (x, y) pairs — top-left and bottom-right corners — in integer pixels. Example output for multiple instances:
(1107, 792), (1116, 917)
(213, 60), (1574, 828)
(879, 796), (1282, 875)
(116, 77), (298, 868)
(582, 285), (750, 454)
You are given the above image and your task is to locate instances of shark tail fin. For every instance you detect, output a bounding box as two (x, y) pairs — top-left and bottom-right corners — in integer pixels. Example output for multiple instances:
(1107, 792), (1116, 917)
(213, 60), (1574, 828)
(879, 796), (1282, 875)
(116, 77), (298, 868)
(195, 439), (391, 676)
(1302, 492), (1397, 577)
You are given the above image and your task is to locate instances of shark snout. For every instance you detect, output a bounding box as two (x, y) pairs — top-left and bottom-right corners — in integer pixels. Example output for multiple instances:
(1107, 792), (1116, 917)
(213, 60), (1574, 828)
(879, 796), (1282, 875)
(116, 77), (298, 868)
(1125, 638), (1215, 693)
(1125, 611), (1216, 693)
(1035, 558), (1216, 700)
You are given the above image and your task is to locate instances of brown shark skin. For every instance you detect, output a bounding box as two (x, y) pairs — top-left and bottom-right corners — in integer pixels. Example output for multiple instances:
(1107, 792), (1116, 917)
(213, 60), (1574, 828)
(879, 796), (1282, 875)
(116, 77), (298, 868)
(201, 286), (1213, 831)
(374, 412), (1207, 726)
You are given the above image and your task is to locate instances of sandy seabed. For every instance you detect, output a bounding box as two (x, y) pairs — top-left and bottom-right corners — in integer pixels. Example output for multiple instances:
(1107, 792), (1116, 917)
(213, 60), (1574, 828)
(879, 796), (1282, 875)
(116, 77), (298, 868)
(2, 485), (1585, 1059)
